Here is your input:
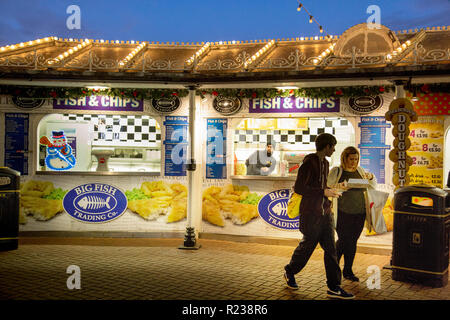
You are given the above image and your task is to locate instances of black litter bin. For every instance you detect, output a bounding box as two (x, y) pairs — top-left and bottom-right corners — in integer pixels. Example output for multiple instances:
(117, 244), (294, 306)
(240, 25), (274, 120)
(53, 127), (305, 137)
(392, 185), (450, 287)
(0, 167), (20, 251)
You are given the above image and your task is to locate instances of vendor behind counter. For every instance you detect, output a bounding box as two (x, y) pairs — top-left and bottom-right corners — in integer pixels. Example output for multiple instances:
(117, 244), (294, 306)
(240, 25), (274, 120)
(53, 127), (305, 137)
(245, 142), (277, 176)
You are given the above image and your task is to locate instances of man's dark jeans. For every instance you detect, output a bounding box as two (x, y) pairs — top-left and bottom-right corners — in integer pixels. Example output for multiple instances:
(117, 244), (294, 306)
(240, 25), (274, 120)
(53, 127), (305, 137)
(285, 212), (341, 290)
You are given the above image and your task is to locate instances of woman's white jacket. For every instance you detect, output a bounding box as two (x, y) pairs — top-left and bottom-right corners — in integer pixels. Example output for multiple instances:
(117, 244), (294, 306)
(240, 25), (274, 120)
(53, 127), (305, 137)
(327, 166), (377, 226)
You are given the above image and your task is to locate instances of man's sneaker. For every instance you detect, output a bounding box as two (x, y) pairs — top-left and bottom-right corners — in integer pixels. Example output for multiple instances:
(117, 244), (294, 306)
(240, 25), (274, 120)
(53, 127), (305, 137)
(284, 272), (299, 290)
(343, 273), (360, 282)
(327, 286), (355, 299)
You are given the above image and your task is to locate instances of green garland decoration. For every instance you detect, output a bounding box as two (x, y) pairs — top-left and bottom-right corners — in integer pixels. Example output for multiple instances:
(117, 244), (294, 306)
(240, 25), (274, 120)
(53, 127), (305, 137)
(0, 86), (189, 100)
(198, 83), (450, 99)
(1, 83), (449, 100)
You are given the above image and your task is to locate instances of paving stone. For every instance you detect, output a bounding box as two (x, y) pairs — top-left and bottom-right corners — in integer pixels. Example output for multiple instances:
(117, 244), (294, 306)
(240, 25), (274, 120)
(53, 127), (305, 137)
(0, 238), (448, 300)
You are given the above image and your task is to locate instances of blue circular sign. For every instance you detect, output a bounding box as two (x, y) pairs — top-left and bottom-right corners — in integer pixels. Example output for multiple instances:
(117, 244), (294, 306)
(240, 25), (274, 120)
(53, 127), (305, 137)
(258, 189), (299, 230)
(63, 183), (128, 223)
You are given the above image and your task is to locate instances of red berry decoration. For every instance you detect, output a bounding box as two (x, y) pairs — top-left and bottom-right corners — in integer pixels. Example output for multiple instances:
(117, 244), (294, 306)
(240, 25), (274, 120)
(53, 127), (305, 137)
(421, 84), (429, 93)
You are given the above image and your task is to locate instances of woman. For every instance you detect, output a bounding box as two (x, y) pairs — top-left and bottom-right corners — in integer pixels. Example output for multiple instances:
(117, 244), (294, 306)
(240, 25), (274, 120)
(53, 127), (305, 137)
(328, 146), (377, 282)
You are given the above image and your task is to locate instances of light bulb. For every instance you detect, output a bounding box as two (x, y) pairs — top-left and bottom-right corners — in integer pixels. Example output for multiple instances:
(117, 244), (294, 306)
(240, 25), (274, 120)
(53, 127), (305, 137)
(309, 15), (313, 23)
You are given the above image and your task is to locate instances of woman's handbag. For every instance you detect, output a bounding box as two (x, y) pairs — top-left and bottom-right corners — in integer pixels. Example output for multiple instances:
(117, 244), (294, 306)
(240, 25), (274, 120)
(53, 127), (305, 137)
(367, 189), (389, 234)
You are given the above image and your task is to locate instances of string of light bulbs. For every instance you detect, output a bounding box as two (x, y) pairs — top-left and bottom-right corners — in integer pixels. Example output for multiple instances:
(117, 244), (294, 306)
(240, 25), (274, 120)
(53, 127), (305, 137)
(296, 1), (332, 39)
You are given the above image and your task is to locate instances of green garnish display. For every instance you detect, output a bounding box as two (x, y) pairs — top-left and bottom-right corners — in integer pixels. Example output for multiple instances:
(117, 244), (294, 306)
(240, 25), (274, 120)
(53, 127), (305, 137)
(42, 188), (68, 200)
(240, 193), (262, 205)
(125, 188), (151, 200)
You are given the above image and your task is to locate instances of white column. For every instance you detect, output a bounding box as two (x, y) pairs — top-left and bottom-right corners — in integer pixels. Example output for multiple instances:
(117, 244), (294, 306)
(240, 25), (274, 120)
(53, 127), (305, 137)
(180, 85), (201, 249)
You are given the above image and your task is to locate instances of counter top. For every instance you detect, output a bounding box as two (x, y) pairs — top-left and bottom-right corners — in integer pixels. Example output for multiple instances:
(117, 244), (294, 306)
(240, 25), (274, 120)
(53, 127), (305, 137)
(36, 171), (161, 176)
(231, 175), (296, 181)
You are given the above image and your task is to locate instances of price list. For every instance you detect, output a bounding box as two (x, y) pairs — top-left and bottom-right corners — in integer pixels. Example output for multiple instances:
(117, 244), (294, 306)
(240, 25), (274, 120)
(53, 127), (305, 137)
(206, 119), (227, 179)
(407, 117), (444, 187)
(358, 116), (390, 184)
(163, 116), (188, 176)
(4, 113), (29, 175)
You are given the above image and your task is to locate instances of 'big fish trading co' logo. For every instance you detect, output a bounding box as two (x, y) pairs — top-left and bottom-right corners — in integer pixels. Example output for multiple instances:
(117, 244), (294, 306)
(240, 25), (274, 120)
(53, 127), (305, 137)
(257, 189), (298, 230)
(63, 183), (127, 223)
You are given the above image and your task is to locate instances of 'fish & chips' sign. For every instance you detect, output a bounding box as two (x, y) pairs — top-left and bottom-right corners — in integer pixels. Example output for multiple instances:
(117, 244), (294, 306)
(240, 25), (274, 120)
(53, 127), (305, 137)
(63, 183), (128, 223)
(258, 189), (298, 230)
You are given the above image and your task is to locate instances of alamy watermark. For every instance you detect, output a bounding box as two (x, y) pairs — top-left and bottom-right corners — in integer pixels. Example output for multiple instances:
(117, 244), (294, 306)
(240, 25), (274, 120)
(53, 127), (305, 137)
(366, 265), (381, 289)
(66, 265), (81, 289)
(367, 5), (381, 29)
(66, 5), (81, 30)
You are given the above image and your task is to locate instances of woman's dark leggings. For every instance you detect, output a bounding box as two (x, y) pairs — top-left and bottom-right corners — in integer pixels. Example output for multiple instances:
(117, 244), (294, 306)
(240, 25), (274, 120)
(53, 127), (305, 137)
(335, 210), (365, 275)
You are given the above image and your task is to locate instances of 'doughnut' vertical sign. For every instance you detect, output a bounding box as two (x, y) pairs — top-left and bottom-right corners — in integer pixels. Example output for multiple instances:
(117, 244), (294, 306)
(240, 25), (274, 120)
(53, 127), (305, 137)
(385, 98), (418, 189)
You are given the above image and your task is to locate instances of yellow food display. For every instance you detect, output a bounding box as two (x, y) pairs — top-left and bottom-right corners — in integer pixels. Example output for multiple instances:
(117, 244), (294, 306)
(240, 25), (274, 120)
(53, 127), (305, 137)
(167, 183), (187, 223)
(235, 163), (247, 175)
(19, 180), (65, 222)
(126, 181), (187, 223)
(21, 196), (64, 221)
(202, 184), (259, 227)
(21, 180), (53, 197)
(127, 198), (169, 220)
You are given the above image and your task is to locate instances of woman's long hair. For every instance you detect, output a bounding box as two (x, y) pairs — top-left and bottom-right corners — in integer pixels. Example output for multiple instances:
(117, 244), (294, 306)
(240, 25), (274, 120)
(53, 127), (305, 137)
(340, 146), (360, 169)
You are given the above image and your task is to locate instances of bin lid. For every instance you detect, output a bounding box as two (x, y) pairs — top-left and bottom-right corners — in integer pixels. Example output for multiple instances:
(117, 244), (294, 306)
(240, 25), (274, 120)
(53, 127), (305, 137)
(395, 184), (447, 198)
(0, 167), (20, 176)
(0, 167), (20, 191)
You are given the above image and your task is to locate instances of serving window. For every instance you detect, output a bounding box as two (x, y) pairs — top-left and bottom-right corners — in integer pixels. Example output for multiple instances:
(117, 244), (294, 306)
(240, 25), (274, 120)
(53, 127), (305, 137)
(37, 113), (161, 173)
(233, 117), (355, 177)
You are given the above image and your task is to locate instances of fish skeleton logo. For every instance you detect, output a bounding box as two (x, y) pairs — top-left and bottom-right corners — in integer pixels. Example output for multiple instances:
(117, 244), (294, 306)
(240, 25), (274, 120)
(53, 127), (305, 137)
(78, 196), (111, 210)
(257, 189), (299, 230)
(63, 183), (127, 223)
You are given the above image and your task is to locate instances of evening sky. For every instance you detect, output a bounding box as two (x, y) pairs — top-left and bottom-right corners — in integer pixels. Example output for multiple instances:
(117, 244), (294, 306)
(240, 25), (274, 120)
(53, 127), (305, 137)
(0, 0), (449, 45)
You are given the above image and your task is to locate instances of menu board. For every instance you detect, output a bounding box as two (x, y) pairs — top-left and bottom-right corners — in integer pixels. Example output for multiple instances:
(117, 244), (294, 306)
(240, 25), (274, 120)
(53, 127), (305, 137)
(163, 116), (188, 176)
(206, 119), (227, 179)
(358, 116), (390, 184)
(359, 147), (387, 184)
(407, 116), (444, 187)
(4, 113), (29, 175)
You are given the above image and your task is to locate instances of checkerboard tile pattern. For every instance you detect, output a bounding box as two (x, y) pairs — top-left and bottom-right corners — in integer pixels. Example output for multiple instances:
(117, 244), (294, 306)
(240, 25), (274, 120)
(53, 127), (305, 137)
(62, 114), (161, 146)
(234, 118), (348, 145)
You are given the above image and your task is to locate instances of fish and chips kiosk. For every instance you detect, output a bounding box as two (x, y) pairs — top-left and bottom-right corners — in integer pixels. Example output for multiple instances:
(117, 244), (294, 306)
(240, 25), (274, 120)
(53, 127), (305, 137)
(0, 23), (449, 251)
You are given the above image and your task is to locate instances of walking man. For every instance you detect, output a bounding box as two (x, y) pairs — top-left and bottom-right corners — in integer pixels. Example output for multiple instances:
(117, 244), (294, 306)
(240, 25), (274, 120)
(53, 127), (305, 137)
(284, 133), (355, 299)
